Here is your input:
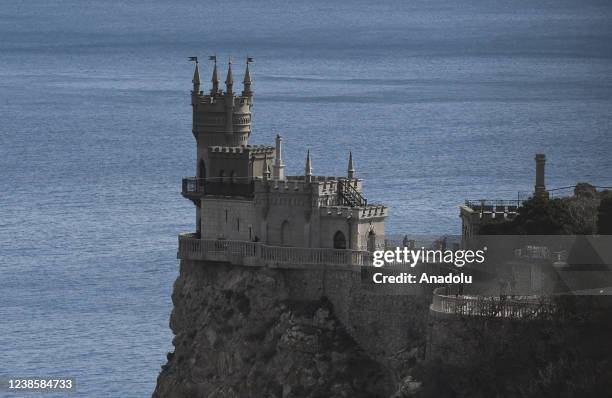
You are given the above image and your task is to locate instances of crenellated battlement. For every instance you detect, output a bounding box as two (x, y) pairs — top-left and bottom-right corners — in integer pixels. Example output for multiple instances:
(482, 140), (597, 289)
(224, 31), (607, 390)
(320, 204), (388, 220)
(207, 144), (274, 154)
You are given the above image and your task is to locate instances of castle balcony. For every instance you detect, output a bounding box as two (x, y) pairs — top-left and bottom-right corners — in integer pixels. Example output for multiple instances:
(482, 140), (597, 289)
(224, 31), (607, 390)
(177, 233), (372, 269)
(430, 287), (554, 319)
(182, 177), (254, 199)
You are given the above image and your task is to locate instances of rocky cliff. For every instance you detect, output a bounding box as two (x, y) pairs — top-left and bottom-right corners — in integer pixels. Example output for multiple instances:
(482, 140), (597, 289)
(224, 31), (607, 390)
(152, 261), (425, 398)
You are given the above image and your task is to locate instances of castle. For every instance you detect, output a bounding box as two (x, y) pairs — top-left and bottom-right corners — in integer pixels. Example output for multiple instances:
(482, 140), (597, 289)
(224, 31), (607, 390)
(178, 58), (387, 267)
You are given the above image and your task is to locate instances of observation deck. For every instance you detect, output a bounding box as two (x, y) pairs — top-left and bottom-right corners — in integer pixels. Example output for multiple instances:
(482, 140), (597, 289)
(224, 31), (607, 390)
(430, 287), (554, 319)
(178, 233), (372, 269)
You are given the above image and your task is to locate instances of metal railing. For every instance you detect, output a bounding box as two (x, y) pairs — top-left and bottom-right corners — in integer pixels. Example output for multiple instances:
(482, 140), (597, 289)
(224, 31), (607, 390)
(431, 287), (552, 318)
(178, 234), (372, 267)
(464, 200), (521, 212)
(338, 180), (367, 207)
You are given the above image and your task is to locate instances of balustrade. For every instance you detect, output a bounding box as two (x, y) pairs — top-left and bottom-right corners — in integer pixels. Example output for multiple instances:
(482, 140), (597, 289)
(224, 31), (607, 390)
(430, 287), (552, 318)
(178, 234), (371, 267)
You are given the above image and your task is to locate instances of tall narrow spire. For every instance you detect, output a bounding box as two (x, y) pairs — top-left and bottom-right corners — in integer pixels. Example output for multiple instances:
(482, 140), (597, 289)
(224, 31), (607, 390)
(273, 133), (285, 180)
(262, 153), (270, 180)
(192, 60), (200, 93)
(211, 56), (219, 94)
(225, 58), (234, 95)
(242, 57), (253, 97)
(305, 149), (312, 182)
(347, 151), (355, 179)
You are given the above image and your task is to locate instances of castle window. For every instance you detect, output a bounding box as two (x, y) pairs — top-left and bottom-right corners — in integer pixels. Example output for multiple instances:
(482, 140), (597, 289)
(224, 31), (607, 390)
(236, 218), (240, 231)
(225, 210), (228, 223)
(333, 231), (346, 250)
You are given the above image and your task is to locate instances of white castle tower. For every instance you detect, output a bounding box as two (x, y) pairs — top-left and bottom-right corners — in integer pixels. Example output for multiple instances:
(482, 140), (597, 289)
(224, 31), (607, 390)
(180, 57), (387, 267)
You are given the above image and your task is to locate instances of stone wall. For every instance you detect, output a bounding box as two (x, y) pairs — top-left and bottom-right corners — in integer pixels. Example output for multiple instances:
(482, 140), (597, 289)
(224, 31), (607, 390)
(252, 265), (430, 374)
(200, 197), (255, 241)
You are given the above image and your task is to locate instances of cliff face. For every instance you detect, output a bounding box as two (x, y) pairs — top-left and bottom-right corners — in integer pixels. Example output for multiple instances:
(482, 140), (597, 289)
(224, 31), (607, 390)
(153, 260), (612, 398)
(152, 261), (398, 398)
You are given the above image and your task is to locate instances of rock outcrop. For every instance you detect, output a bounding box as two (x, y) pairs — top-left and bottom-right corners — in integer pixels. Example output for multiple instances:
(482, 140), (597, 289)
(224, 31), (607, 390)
(152, 261), (397, 398)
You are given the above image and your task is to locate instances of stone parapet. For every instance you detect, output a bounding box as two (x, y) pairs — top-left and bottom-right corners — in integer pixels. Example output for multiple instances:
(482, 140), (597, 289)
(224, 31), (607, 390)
(177, 233), (372, 268)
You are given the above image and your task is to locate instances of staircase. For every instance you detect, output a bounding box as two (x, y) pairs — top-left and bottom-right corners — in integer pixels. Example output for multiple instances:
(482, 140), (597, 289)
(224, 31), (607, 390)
(338, 180), (367, 207)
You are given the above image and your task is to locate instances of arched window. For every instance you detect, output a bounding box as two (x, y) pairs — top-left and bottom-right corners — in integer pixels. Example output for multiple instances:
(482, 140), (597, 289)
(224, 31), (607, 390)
(333, 231), (346, 250)
(230, 170), (237, 183)
(219, 170), (226, 183)
(367, 230), (376, 252)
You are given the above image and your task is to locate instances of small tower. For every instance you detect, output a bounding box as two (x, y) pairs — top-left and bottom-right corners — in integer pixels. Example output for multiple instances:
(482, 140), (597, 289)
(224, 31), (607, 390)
(347, 151), (355, 179)
(242, 58), (253, 97)
(225, 59), (234, 96)
(191, 60), (200, 106)
(534, 154), (549, 198)
(273, 134), (285, 180)
(210, 57), (219, 95)
(192, 60), (200, 93)
(305, 149), (312, 183)
(224, 59), (235, 137)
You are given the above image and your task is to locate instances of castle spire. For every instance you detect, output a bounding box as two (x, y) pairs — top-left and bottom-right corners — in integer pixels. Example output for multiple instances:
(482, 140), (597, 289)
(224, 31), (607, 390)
(242, 57), (253, 97)
(210, 55), (219, 94)
(305, 149), (312, 182)
(273, 133), (285, 180)
(225, 58), (234, 96)
(263, 153), (271, 180)
(192, 59), (200, 93)
(347, 151), (355, 179)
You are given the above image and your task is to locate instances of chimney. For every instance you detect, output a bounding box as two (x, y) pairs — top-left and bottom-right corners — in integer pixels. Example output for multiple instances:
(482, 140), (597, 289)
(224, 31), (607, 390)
(534, 154), (548, 198)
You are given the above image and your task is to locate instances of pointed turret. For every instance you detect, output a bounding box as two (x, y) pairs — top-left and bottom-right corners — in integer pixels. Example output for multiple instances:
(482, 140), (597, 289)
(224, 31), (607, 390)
(211, 57), (219, 94)
(263, 154), (270, 180)
(242, 58), (253, 97)
(192, 60), (201, 94)
(225, 59), (234, 96)
(305, 149), (312, 182)
(347, 151), (355, 179)
(273, 133), (285, 180)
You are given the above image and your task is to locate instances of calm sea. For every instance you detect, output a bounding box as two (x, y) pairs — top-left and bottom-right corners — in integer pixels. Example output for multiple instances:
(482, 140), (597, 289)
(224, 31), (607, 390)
(1, 0), (611, 396)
